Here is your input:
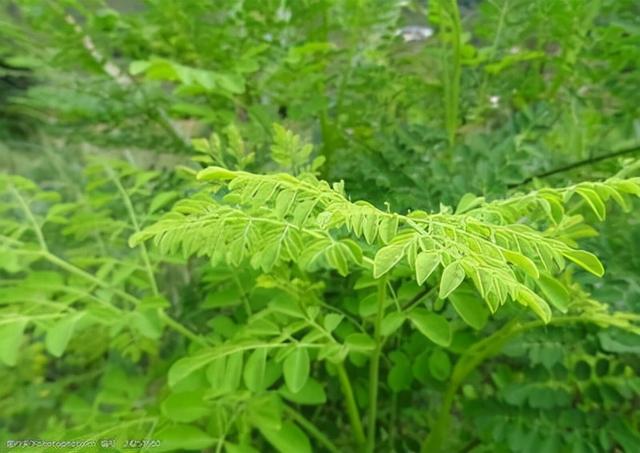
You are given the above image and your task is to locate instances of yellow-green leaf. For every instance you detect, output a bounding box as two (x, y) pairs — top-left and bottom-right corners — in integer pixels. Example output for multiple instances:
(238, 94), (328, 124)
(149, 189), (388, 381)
(561, 249), (605, 277)
(415, 252), (440, 285)
(0, 318), (27, 366)
(516, 288), (551, 323)
(537, 273), (570, 313)
(439, 261), (465, 299)
(196, 166), (237, 181)
(502, 250), (539, 279)
(373, 244), (405, 278)
(576, 187), (606, 221)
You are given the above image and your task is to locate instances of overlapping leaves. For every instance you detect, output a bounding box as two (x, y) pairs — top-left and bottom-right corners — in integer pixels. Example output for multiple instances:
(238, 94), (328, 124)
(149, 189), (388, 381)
(132, 167), (640, 323)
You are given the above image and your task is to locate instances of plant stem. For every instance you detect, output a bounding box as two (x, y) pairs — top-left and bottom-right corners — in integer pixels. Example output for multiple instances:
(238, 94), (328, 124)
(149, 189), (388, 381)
(440, 0), (462, 148)
(42, 251), (140, 306)
(158, 311), (207, 346)
(105, 165), (159, 296)
(284, 405), (340, 453)
(508, 143), (640, 188)
(366, 278), (386, 452)
(336, 363), (366, 447)
(10, 186), (48, 251)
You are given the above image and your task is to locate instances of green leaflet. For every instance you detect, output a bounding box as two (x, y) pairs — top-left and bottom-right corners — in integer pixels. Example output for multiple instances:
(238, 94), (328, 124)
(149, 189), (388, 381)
(222, 351), (244, 392)
(345, 332), (376, 351)
(561, 249), (605, 277)
(45, 313), (84, 358)
(169, 343), (257, 388)
(155, 424), (216, 452)
(148, 191), (179, 214)
(449, 288), (489, 330)
(415, 251), (440, 285)
(196, 166), (237, 181)
(502, 250), (539, 279)
(161, 390), (209, 423)
(373, 244), (405, 278)
(380, 312), (406, 336)
(428, 349), (452, 381)
(244, 348), (267, 392)
(378, 215), (399, 244)
(455, 193), (484, 214)
(576, 187), (606, 220)
(439, 261), (466, 299)
(258, 421), (311, 453)
(0, 318), (28, 367)
(536, 273), (570, 313)
(323, 313), (344, 332)
(408, 309), (451, 347)
(279, 378), (327, 405)
(283, 348), (310, 393)
(516, 288), (552, 323)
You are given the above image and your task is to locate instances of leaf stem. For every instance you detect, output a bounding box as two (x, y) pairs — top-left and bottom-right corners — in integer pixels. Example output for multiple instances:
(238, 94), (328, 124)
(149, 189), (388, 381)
(366, 278), (386, 452)
(336, 363), (366, 447)
(105, 165), (159, 296)
(10, 186), (48, 251)
(158, 311), (207, 346)
(283, 405), (340, 453)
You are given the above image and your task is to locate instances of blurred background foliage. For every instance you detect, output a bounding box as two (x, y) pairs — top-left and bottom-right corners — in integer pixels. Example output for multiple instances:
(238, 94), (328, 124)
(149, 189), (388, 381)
(1, 0), (639, 452)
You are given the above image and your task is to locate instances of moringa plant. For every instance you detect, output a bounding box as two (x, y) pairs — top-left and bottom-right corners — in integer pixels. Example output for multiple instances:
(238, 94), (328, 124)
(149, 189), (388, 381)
(2, 0), (640, 451)
(126, 127), (640, 452)
(1, 126), (640, 451)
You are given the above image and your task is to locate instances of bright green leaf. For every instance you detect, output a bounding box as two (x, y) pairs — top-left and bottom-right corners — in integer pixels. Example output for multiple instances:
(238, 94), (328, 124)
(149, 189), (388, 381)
(161, 390), (209, 422)
(345, 333), (376, 352)
(279, 378), (326, 405)
(380, 312), (405, 336)
(323, 314), (344, 332)
(0, 318), (28, 366)
(244, 348), (267, 392)
(408, 309), (451, 347)
(415, 252), (440, 285)
(537, 273), (570, 313)
(373, 244), (405, 278)
(439, 261), (465, 299)
(502, 250), (539, 279)
(561, 249), (605, 277)
(196, 166), (237, 181)
(283, 348), (310, 393)
(517, 289), (552, 323)
(449, 288), (489, 330)
(45, 313), (84, 358)
(258, 421), (311, 453)
(155, 424), (215, 451)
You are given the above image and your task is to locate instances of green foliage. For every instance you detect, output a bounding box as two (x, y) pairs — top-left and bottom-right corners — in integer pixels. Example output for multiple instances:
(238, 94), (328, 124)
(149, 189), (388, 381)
(2, 1), (640, 452)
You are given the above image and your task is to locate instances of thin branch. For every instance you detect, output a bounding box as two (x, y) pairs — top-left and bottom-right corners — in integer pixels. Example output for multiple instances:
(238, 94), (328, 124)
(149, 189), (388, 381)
(10, 186), (48, 252)
(283, 405), (340, 453)
(508, 144), (640, 188)
(336, 363), (367, 447)
(104, 165), (159, 296)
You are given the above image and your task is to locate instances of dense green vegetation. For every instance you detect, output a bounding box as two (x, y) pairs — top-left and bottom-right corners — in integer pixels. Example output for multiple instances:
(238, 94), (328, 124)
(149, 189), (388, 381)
(1, 1), (640, 452)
